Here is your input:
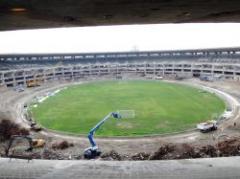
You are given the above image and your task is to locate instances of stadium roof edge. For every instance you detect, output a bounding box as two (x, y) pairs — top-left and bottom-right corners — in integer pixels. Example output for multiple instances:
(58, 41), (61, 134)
(1, 47), (240, 57)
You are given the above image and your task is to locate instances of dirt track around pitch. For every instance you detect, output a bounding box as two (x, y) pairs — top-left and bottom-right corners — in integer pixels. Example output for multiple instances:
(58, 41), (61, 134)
(1, 79), (240, 155)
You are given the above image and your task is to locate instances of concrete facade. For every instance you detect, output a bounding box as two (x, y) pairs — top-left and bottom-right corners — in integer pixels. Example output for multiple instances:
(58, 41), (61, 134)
(1, 62), (240, 87)
(1, 48), (240, 87)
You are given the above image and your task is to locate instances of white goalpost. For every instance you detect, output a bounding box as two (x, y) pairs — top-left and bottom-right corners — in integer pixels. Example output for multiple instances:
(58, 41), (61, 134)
(117, 110), (135, 119)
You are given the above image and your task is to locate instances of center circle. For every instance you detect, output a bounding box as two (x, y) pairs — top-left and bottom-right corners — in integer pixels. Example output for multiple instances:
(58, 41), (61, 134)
(31, 80), (226, 136)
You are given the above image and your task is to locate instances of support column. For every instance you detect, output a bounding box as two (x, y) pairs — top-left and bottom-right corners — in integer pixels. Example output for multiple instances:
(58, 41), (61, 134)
(153, 62), (156, 75)
(13, 72), (16, 87)
(71, 67), (74, 81)
(23, 70), (27, 87)
(144, 63), (147, 75)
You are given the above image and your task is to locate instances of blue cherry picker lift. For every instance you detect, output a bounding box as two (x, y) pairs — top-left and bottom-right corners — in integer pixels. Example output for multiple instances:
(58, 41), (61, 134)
(84, 110), (134, 159)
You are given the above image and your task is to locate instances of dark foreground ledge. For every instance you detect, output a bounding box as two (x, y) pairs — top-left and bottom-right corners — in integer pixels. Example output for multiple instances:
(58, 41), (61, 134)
(0, 156), (240, 179)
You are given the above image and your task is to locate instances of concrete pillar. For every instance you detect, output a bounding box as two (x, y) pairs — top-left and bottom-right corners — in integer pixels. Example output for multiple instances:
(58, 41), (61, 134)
(43, 69), (47, 83)
(71, 67), (74, 81)
(211, 64), (214, 76)
(144, 63), (147, 75)
(154, 63), (157, 75)
(23, 70), (27, 87)
(13, 72), (16, 87)
(107, 64), (110, 74)
(161, 64), (165, 76)
(89, 65), (92, 76)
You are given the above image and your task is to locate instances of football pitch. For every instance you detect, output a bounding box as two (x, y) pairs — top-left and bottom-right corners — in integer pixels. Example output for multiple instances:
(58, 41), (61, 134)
(31, 80), (225, 136)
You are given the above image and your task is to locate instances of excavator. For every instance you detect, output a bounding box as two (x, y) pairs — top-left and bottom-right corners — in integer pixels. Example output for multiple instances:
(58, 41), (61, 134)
(6, 135), (46, 157)
(84, 110), (134, 159)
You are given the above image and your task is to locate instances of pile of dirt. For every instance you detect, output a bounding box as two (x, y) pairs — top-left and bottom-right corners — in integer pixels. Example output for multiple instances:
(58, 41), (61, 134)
(6, 149), (81, 160)
(149, 143), (218, 160)
(52, 140), (74, 150)
(198, 145), (217, 158)
(0, 119), (29, 141)
(100, 139), (240, 161)
(41, 149), (66, 160)
(101, 150), (129, 161)
(217, 138), (240, 156)
(175, 143), (198, 159)
(131, 152), (150, 160)
(39, 137), (239, 161)
(149, 144), (176, 160)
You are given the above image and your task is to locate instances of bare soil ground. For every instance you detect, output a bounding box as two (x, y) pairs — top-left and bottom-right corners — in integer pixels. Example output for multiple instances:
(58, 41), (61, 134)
(1, 78), (240, 160)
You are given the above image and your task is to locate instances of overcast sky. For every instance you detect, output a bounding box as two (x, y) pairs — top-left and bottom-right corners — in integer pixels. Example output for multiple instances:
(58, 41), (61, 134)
(0, 23), (240, 54)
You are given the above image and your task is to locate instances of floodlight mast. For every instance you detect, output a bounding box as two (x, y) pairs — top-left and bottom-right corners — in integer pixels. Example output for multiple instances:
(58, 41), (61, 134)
(84, 112), (121, 159)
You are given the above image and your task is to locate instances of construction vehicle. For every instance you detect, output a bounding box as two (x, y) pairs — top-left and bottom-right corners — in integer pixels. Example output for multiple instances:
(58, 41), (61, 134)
(84, 110), (134, 159)
(26, 79), (43, 88)
(6, 135), (46, 156)
(197, 120), (217, 133)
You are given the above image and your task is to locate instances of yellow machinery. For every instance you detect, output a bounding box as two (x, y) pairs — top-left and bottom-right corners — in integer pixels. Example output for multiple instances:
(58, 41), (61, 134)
(6, 135), (46, 157)
(26, 79), (43, 88)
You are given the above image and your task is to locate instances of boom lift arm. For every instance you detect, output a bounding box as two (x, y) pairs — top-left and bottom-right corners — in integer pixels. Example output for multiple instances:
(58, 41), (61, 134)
(84, 112), (121, 159)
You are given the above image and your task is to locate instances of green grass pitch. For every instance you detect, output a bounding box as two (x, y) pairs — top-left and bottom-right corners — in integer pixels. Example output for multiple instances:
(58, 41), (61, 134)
(31, 80), (226, 136)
